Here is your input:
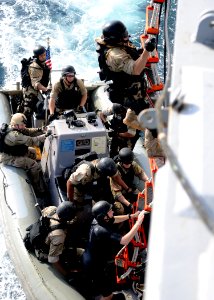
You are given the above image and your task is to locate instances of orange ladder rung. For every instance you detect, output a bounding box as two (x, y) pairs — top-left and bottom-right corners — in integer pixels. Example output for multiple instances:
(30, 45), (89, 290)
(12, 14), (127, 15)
(145, 4), (161, 35)
(146, 82), (164, 93)
(154, 0), (165, 3)
(140, 34), (159, 63)
(144, 181), (154, 211)
(147, 52), (159, 63)
(149, 158), (159, 182)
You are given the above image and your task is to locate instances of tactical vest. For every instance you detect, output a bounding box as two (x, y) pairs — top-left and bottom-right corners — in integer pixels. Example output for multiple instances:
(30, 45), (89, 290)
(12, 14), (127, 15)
(3, 129), (29, 156)
(34, 59), (50, 87)
(96, 41), (147, 104)
(110, 113), (128, 133)
(55, 78), (82, 110)
(117, 162), (135, 188)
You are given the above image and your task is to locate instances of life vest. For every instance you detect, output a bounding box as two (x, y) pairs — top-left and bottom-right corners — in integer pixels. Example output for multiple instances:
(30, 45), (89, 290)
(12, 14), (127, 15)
(117, 162), (135, 188)
(20, 57), (34, 88)
(85, 219), (121, 263)
(55, 78), (82, 110)
(27, 59), (50, 88)
(96, 40), (147, 103)
(110, 113), (128, 133)
(3, 129), (29, 156)
(0, 123), (10, 153)
(23, 210), (65, 260)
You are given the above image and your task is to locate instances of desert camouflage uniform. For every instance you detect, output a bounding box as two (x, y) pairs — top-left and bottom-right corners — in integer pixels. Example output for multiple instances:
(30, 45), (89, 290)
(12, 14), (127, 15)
(43, 205), (91, 264)
(106, 46), (148, 109)
(68, 161), (102, 232)
(106, 47), (135, 75)
(144, 128), (165, 168)
(43, 206), (67, 263)
(22, 61), (50, 118)
(110, 161), (148, 214)
(68, 160), (101, 205)
(50, 78), (87, 113)
(144, 128), (165, 157)
(0, 127), (46, 194)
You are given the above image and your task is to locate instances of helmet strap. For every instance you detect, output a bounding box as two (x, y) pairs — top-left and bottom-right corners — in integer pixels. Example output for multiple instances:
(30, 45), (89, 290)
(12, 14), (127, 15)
(105, 215), (115, 226)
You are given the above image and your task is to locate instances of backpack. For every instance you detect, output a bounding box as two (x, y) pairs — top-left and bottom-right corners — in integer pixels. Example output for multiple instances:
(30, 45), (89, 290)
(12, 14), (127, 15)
(20, 57), (34, 88)
(0, 123), (9, 153)
(96, 44), (110, 81)
(62, 151), (98, 181)
(23, 214), (65, 261)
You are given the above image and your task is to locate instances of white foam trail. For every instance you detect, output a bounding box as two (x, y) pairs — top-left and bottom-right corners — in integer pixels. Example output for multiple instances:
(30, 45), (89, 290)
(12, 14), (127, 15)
(0, 0), (147, 87)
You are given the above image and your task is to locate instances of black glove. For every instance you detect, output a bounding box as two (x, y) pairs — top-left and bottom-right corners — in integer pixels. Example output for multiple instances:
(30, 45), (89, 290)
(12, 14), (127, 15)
(127, 192), (138, 203)
(48, 113), (57, 123)
(125, 203), (133, 214)
(145, 38), (156, 52)
(45, 129), (52, 137)
(43, 88), (52, 95)
(76, 105), (84, 113)
(108, 130), (117, 138)
(126, 190), (134, 199)
(103, 121), (111, 130)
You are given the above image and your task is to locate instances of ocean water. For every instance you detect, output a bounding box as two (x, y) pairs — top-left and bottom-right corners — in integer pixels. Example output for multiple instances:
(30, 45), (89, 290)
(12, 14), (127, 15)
(0, 0), (177, 298)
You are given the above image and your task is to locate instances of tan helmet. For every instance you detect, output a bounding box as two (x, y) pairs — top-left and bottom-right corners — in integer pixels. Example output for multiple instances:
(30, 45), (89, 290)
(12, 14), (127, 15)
(10, 113), (27, 126)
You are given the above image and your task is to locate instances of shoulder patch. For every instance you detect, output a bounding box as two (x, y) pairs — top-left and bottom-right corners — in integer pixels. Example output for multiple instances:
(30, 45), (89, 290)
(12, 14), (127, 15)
(12, 130), (21, 137)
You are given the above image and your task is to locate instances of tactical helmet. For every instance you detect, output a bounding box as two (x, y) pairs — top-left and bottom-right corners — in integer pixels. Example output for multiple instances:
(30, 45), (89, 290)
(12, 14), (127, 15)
(33, 45), (46, 57)
(56, 201), (76, 221)
(102, 20), (128, 43)
(10, 113), (27, 126)
(96, 157), (117, 177)
(119, 147), (134, 164)
(113, 103), (127, 115)
(92, 200), (112, 223)
(61, 65), (76, 77)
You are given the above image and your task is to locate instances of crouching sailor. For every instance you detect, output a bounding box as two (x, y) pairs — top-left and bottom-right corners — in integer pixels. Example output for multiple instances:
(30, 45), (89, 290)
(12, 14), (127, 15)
(0, 113), (48, 198)
(110, 147), (149, 215)
(42, 202), (84, 276)
(66, 157), (118, 206)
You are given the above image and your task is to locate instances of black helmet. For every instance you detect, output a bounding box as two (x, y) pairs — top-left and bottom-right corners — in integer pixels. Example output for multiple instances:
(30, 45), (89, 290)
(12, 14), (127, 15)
(92, 200), (112, 223)
(33, 45), (46, 57)
(112, 103), (127, 115)
(102, 20), (128, 43)
(96, 157), (117, 177)
(61, 65), (76, 77)
(56, 201), (76, 221)
(119, 147), (134, 164)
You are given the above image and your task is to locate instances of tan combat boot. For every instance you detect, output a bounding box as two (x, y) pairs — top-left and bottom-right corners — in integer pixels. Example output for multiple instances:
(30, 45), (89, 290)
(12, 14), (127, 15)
(123, 109), (145, 131)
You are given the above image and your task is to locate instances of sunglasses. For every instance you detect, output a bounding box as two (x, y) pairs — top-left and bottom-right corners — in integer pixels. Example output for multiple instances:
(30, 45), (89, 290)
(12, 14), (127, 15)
(66, 74), (75, 78)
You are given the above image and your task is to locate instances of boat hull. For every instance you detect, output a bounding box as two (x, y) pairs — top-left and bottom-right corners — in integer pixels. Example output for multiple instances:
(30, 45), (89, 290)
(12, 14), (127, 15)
(0, 91), (86, 300)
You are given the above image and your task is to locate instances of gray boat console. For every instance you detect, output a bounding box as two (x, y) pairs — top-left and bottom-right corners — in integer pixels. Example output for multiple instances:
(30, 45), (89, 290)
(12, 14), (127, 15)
(40, 111), (108, 204)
